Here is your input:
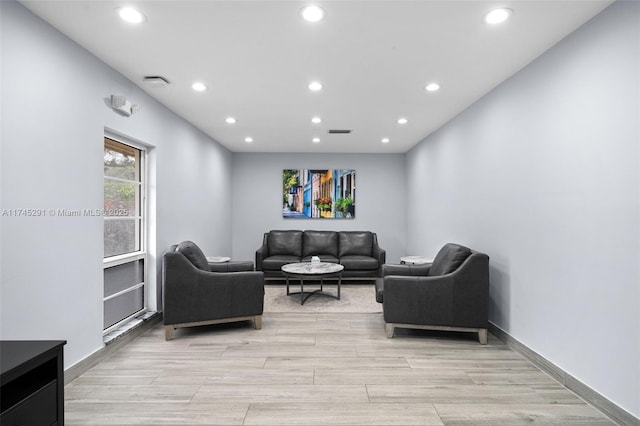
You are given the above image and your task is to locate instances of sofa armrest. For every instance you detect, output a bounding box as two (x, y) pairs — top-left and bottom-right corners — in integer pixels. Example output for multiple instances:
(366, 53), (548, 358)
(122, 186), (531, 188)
(374, 247), (386, 263)
(255, 233), (269, 271)
(371, 234), (386, 277)
(371, 235), (385, 261)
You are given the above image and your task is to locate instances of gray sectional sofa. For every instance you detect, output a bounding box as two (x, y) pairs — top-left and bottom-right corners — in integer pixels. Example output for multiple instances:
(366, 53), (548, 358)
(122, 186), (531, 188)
(256, 230), (385, 279)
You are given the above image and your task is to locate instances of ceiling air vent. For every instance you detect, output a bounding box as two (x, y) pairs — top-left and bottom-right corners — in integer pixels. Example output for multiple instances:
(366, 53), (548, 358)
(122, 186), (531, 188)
(143, 76), (170, 88)
(328, 129), (351, 134)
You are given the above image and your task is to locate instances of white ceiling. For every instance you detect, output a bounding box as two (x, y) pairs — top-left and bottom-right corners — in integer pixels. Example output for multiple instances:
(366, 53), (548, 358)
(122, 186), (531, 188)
(20, 0), (613, 154)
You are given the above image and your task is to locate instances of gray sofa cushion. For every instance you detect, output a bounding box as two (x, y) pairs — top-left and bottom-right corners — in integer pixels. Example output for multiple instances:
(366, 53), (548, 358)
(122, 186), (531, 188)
(176, 240), (210, 271)
(268, 230), (303, 257)
(340, 255), (379, 271)
(262, 255), (301, 271)
(302, 230), (339, 257)
(428, 243), (472, 276)
(338, 231), (373, 257)
(209, 261), (254, 272)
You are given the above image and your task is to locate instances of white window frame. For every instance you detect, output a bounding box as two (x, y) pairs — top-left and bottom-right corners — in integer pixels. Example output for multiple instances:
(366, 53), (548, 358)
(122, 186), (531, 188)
(103, 134), (148, 335)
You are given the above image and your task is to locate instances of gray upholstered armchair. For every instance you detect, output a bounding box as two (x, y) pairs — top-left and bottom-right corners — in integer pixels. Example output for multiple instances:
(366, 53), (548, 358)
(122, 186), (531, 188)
(375, 243), (489, 344)
(162, 241), (265, 340)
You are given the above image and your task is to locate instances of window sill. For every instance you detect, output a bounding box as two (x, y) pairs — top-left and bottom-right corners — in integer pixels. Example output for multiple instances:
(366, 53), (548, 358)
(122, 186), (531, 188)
(104, 311), (159, 345)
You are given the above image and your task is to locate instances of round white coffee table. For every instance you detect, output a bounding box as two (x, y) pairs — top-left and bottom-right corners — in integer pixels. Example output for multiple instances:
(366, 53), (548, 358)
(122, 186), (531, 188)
(281, 262), (344, 305)
(400, 256), (434, 265)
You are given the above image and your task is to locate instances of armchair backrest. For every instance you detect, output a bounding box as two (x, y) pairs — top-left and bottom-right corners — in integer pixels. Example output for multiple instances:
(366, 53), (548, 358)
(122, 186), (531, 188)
(174, 240), (210, 271)
(428, 243), (472, 276)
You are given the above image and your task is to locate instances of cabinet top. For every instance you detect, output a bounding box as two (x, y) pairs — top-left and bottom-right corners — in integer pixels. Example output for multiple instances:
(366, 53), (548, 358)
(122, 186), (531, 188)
(1, 340), (66, 377)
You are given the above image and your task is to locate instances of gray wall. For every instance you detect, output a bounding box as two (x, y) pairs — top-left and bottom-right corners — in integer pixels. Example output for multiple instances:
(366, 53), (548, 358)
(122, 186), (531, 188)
(406, 1), (639, 417)
(0, 1), (233, 368)
(231, 153), (406, 265)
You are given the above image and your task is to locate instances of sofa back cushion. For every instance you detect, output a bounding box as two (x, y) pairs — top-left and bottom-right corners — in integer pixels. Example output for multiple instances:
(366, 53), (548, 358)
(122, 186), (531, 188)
(176, 240), (210, 271)
(303, 231), (338, 257)
(428, 243), (472, 276)
(268, 230), (303, 257)
(338, 231), (373, 257)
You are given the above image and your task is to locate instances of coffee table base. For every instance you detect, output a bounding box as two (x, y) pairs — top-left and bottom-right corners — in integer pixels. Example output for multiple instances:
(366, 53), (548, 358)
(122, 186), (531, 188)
(285, 276), (342, 305)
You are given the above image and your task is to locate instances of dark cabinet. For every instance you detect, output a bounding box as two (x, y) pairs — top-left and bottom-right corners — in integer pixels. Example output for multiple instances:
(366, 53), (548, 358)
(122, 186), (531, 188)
(1, 340), (66, 426)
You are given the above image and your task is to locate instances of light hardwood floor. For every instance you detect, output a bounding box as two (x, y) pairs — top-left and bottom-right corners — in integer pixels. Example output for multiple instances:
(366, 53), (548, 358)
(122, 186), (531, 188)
(65, 312), (614, 425)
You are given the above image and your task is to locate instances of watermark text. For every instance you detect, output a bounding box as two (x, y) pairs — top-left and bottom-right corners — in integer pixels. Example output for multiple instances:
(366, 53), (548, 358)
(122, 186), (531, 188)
(2, 208), (131, 217)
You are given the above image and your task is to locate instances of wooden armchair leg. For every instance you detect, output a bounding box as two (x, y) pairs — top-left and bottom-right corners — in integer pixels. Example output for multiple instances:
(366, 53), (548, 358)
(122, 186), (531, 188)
(165, 325), (175, 341)
(478, 328), (488, 345)
(385, 323), (395, 338)
(254, 315), (262, 330)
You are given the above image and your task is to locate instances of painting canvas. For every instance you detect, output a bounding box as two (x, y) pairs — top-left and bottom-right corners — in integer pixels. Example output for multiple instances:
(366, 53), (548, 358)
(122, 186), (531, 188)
(283, 169), (355, 218)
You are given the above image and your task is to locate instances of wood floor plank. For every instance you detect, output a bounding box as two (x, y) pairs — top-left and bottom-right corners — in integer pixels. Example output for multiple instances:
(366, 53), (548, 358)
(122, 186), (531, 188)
(221, 344), (358, 358)
(314, 367), (473, 385)
(356, 345), (524, 359)
(203, 368), (315, 385)
(66, 384), (201, 403)
(467, 370), (559, 385)
(531, 384), (586, 404)
(69, 374), (158, 386)
(264, 356), (409, 369)
(191, 384), (369, 403)
(95, 357), (267, 371)
(366, 384), (550, 404)
(434, 403), (613, 424)
(406, 358), (536, 370)
(243, 403), (444, 425)
(64, 402), (249, 425)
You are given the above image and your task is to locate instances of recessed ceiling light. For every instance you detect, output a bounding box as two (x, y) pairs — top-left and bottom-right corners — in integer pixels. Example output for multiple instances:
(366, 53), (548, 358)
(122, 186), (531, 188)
(225, 117), (237, 124)
(397, 118), (408, 125)
(192, 82), (207, 92)
(381, 138), (390, 143)
(311, 116), (322, 124)
(484, 8), (512, 25)
(118, 7), (146, 24)
(245, 137), (253, 143)
(301, 5), (325, 22)
(308, 81), (323, 92)
(312, 137), (321, 143)
(425, 82), (440, 92)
